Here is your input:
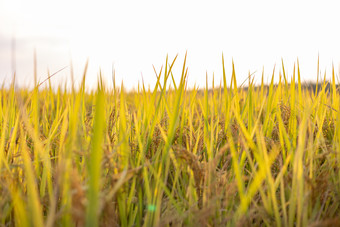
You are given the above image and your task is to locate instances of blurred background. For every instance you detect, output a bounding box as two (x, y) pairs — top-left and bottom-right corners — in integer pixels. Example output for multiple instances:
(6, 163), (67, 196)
(1, 0), (340, 90)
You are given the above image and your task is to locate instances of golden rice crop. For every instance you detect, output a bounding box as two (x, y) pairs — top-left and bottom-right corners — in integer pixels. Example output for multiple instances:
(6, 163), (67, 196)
(0, 54), (339, 226)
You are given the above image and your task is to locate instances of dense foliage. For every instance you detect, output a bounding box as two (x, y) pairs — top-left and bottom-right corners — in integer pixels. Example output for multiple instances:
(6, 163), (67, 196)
(0, 55), (339, 226)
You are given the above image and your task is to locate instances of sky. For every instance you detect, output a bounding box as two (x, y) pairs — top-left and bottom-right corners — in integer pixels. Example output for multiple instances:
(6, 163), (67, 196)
(1, 0), (340, 90)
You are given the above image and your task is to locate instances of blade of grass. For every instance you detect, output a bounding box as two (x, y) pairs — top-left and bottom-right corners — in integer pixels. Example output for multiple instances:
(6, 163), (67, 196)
(85, 79), (106, 227)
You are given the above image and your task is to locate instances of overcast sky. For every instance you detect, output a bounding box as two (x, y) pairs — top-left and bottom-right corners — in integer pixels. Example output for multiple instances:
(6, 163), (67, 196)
(1, 0), (340, 90)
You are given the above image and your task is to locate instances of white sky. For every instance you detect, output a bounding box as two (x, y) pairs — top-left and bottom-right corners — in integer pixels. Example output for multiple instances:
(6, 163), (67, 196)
(0, 0), (340, 90)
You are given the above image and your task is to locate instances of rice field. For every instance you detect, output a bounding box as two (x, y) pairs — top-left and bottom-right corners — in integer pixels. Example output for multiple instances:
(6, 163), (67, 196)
(0, 54), (340, 226)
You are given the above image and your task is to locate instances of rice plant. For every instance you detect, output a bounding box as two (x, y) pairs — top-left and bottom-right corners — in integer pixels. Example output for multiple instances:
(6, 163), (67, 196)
(0, 54), (339, 226)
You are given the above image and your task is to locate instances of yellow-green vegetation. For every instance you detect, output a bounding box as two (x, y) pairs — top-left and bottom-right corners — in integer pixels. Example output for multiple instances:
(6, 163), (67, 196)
(0, 54), (340, 226)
